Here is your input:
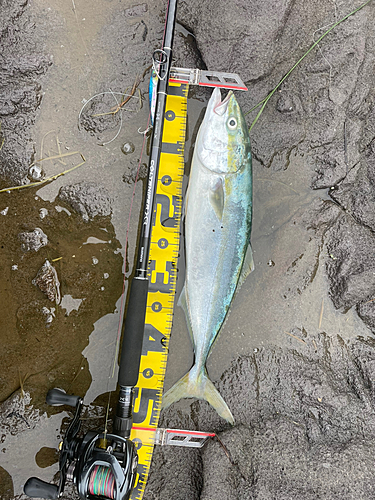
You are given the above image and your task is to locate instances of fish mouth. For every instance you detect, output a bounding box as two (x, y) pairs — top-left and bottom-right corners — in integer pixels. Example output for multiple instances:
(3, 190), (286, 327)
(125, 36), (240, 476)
(213, 89), (233, 116)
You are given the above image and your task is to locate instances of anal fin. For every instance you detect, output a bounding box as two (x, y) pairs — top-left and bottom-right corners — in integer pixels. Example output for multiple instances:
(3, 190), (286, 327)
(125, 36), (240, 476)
(237, 243), (254, 290)
(178, 285), (194, 345)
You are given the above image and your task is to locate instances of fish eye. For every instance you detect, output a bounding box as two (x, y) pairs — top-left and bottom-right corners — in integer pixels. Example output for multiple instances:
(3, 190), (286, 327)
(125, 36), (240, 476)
(227, 117), (237, 130)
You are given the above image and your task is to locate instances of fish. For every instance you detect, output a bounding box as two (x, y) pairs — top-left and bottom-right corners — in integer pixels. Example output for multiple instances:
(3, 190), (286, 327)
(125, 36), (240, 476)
(162, 87), (253, 424)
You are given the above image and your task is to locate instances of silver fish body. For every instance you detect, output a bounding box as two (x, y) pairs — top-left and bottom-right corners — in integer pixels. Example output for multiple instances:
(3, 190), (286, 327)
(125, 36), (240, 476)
(163, 88), (253, 424)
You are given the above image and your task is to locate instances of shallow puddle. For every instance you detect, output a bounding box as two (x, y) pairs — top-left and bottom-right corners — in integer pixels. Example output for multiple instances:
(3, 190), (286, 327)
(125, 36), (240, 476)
(0, 0), (207, 496)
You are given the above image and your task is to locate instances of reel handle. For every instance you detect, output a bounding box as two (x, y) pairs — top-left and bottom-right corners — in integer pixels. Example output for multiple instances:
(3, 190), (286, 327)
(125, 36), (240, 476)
(24, 477), (58, 499)
(46, 388), (81, 407)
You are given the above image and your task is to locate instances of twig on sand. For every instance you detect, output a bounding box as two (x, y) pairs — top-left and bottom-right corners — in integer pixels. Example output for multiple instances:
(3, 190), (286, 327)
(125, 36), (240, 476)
(29, 150), (82, 168)
(318, 298), (324, 329)
(56, 134), (66, 166)
(67, 355), (85, 392)
(214, 434), (236, 465)
(109, 77), (141, 116)
(92, 64), (151, 117)
(0, 152), (86, 193)
(284, 331), (306, 344)
(19, 369), (30, 398)
(40, 129), (56, 164)
(344, 121), (348, 174)
(0, 122), (4, 152)
(256, 178), (299, 195)
(78, 64), (151, 146)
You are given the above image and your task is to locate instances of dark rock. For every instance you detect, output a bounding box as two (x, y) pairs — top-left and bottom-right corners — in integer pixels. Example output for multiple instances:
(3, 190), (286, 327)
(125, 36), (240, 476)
(58, 182), (112, 222)
(147, 336), (375, 499)
(174, 22), (207, 71)
(0, 0), (51, 185)
(302, 198), (341, 235)
(325, 215), (375, 310)
(330, 144), (375, 231)
(122, 161), (148, 184)
(310, 142), (347, 189)
(146, 446), (203, 500)
(18, 227), (48, 252)
(0, 391), (41, 437)
(79, 97), (121, 139)
(357, 300), (375, 334)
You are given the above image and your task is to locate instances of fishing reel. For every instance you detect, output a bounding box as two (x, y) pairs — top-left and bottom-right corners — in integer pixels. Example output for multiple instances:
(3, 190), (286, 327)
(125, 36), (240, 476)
(24, 388), (138, 500)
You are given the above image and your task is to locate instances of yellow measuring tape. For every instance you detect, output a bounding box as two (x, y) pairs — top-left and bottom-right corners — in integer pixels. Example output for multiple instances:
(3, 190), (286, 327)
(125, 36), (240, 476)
(129, 81), (188, 500)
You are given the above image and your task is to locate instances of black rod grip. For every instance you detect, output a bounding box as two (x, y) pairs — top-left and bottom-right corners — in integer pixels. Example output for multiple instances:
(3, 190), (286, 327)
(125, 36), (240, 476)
(118, 277), (148, 387)
(46, 388), (81, 407)
(24, 477), (58, 499)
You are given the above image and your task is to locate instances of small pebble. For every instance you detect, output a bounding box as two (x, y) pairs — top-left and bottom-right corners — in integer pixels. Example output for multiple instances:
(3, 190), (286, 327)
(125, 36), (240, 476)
(1, 207), (9, 215)
(28, 165), (44, 181)
(39, 208), (48, 219)
(267, 260), (275, 267)
(103, 273), (109, 279)
(121, 142), (135, 155)
(92, 257), (99, 265)
(42, 306), (56, 326)
(18, 228), (48, 252)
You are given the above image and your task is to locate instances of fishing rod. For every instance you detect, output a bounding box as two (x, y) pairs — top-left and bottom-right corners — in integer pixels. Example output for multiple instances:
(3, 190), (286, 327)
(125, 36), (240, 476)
(23, 1), (178, 499)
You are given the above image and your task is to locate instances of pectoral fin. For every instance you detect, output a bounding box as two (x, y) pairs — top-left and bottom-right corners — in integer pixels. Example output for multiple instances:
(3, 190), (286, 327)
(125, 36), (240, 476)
(209, 178), (225, 221)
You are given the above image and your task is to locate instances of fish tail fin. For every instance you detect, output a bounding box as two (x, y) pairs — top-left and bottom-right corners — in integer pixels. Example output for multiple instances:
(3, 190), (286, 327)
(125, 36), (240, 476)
(162, 367), (235, 425)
